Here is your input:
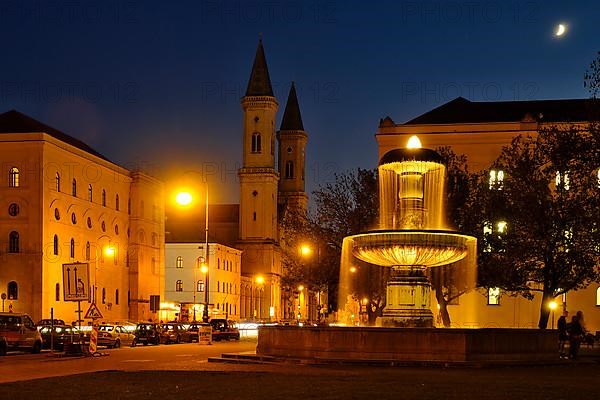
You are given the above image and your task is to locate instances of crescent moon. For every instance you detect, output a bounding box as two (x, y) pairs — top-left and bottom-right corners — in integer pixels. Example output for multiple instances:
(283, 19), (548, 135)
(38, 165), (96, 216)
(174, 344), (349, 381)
(555, 24), (566, 37)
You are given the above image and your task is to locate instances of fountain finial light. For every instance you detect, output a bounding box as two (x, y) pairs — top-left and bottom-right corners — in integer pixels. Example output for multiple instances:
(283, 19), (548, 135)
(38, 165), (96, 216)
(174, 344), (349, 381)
(406, 135), (422, 149)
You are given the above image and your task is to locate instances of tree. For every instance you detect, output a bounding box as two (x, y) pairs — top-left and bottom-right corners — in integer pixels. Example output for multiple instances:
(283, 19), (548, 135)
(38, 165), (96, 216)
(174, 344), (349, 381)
(466, 127), (600, 329)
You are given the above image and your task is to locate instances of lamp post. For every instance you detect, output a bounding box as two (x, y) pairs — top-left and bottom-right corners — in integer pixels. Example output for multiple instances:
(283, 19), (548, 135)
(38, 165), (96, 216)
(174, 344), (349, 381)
(549, 300), (558, 330)
(175, 185), (210, 323)
(256, 275), (264, 321)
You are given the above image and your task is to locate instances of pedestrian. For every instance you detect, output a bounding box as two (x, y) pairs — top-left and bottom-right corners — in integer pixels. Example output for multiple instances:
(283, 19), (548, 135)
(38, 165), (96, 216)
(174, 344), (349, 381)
(557, 310), (569, 359)
(568, 313), (584, 359)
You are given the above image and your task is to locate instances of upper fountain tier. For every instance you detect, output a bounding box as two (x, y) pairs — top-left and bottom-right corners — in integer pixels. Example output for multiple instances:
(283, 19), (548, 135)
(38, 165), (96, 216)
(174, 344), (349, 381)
(378, 136), (449, 231)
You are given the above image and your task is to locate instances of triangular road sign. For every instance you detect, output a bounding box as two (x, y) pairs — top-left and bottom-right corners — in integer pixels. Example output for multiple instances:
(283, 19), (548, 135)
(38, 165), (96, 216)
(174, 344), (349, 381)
(84, 303), (103, 319)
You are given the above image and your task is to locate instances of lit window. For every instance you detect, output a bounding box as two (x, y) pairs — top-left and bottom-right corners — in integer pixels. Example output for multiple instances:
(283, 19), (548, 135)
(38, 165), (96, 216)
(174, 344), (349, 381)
(8, 167), (19, 187)
(497, 221), (508, 234)
(488, 169), (504, 190)
(555, 171), (570, 191)
(176, 256), (183, 268)
(482, 222), (493, 253)
(197, 280), (204, 292)
(596, 287), (600, 306)
(597, 169), (600, 188)
(176, 280), (183, 292)
(488, 287), (501, 305)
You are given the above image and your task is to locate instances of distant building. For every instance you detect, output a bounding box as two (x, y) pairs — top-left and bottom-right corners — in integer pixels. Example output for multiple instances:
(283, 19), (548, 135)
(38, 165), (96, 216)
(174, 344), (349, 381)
(377, 96), (600, 330)
(165, 40), (311, 322)
(0, 110), (164, 323)
(164, 243), (241, 322)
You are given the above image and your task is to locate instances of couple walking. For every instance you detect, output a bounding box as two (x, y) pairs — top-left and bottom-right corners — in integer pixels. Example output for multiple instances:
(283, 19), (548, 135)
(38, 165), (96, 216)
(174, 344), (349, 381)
(557, 310), (587, 359)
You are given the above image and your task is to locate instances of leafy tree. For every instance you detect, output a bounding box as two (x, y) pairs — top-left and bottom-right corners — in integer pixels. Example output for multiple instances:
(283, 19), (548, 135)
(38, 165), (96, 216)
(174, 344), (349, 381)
(466, 127), (600, 329)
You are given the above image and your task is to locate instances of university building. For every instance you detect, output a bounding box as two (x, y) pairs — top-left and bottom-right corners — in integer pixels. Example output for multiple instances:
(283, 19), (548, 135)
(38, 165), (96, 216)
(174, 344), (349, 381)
(377, 96), (600, 331)
(0, 110), (164, 323)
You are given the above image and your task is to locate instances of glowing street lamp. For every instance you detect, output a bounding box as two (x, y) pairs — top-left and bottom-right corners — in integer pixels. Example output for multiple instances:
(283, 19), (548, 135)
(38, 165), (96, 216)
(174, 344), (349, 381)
(549, 300), (558, 329)
(175, 186), (210, 322)
(299, 244), (312, 257)
(349, 266), (357, 273)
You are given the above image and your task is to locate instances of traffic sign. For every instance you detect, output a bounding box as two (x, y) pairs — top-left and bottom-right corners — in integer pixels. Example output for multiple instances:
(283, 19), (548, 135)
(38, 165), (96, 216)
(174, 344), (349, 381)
(62, 263), (90, 302)
(84, 303), (103, 320)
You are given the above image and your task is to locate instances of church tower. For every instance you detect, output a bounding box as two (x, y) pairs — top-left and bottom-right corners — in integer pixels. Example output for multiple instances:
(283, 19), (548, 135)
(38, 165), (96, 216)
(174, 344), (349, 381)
(238, 39), (282, 320)
(278, 82), (308, 213)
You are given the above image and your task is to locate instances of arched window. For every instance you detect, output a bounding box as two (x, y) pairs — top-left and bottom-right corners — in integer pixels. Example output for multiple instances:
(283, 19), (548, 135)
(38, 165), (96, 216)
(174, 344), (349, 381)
(251, 132), (262, 153)
(115, 289), (119, 305)
(72, 178), (77, 196)
(176, 256), (184, 268)
(102, 288), (106, 304)
(102, 189), (106, 206)
(197, 280), (204, 292)
(116, 194), (120, 211)
(8, 281), (18, 300)
(53, 234), (59, 256)
(285, 160), (294, 179)
(88, 184), (93, 201)
(70, 238), (75, 258)
(86, 242), (91, 261)
(128, 198), (131, 215)
(176, 280), (183, 292)
(56, 283), (60, 301)
(8, 167), (19, 187)
(8, 231), (19, 253)
(55, 173), (60, 192)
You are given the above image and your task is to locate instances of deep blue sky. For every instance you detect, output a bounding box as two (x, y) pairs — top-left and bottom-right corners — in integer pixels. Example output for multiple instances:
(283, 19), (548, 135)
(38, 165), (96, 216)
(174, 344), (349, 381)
(1, 0), (598, 203)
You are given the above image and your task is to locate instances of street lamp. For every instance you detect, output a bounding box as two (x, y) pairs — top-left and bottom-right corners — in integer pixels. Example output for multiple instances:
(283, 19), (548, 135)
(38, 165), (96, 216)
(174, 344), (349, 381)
(175, 185), (210, 323)
(255, 275), (264, 320)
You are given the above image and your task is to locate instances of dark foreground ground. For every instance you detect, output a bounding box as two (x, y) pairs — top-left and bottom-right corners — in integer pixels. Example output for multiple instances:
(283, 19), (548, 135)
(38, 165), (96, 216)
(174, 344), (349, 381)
(2, 362), (600, 400)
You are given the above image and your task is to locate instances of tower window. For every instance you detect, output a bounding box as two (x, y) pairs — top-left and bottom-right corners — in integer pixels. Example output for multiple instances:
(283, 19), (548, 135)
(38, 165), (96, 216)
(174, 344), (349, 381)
(176, 280), (183, 292)
(8, 203), (19, 217)
(116, 194), (120, 211)
(56, 283), (60, 301)
(55, 173), (61, 192)
(102, 288), (106, 304)
(285, 160), (294, 179)
(86, 242), (91, 260)
(72, 178), (77, 196)
(253, 211), (257, 221)
(102, 190), (107, 206)
(115, 289), (119, 305)
(488, 287), (501, 305)
(8, 231), (19, 253)
(54, 235), (59, 256)
(9, 167), (19, 187)
(70, 238), (75, 258)
(251, 132), (262, 153)
(88, 184), (93, 201)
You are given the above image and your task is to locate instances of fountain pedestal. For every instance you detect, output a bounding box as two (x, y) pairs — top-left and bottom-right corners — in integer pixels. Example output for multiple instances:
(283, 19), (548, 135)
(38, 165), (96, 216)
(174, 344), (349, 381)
(380, 265), (433, 327)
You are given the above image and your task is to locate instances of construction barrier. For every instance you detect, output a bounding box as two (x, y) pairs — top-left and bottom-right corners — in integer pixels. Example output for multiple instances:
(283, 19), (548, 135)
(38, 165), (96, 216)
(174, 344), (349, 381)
(89, 324), (98, 354)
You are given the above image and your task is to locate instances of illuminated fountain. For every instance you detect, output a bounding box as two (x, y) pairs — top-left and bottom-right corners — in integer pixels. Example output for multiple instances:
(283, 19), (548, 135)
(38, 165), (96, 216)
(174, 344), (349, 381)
(342, 135), (476, 327)
(255, 136), (557, 364)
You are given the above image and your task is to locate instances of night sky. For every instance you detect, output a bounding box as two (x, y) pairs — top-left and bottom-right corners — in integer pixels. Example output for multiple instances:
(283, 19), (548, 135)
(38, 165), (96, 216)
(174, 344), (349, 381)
(1, 0), (598, 203)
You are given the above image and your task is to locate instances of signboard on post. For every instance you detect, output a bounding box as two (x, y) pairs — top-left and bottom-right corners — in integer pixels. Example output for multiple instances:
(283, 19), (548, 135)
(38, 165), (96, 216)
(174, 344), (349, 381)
(62, 263), (90, 302)
(84, 303), (103, 320)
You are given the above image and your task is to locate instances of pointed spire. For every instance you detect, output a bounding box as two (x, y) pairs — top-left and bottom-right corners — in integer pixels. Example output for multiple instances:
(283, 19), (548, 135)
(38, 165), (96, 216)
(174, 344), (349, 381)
(280, 82), (304, 131)
(245, 38), (274, 97)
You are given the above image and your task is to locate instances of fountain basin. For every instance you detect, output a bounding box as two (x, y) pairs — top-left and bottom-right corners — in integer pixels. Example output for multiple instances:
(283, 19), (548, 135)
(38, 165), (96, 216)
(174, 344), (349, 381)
(350, 230), (475, 267)
(257, 326), (558, 364)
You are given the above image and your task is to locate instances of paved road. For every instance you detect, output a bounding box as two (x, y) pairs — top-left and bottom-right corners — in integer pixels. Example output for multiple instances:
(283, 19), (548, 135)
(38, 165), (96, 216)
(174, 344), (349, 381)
(0, 339), (257, 383)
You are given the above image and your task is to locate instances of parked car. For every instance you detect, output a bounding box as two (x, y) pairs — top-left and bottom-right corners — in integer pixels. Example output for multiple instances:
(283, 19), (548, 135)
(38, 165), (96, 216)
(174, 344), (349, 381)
(132, 323), (161, 346)
(209, 319), (240, 341)
(36, 319), (66, 328)
(160, 323), (193, 344)
(97, 324), (135, 348)
(39, 325), (83, 351)
(0, 312), (43, 354)
(187, 323), (210, 342)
